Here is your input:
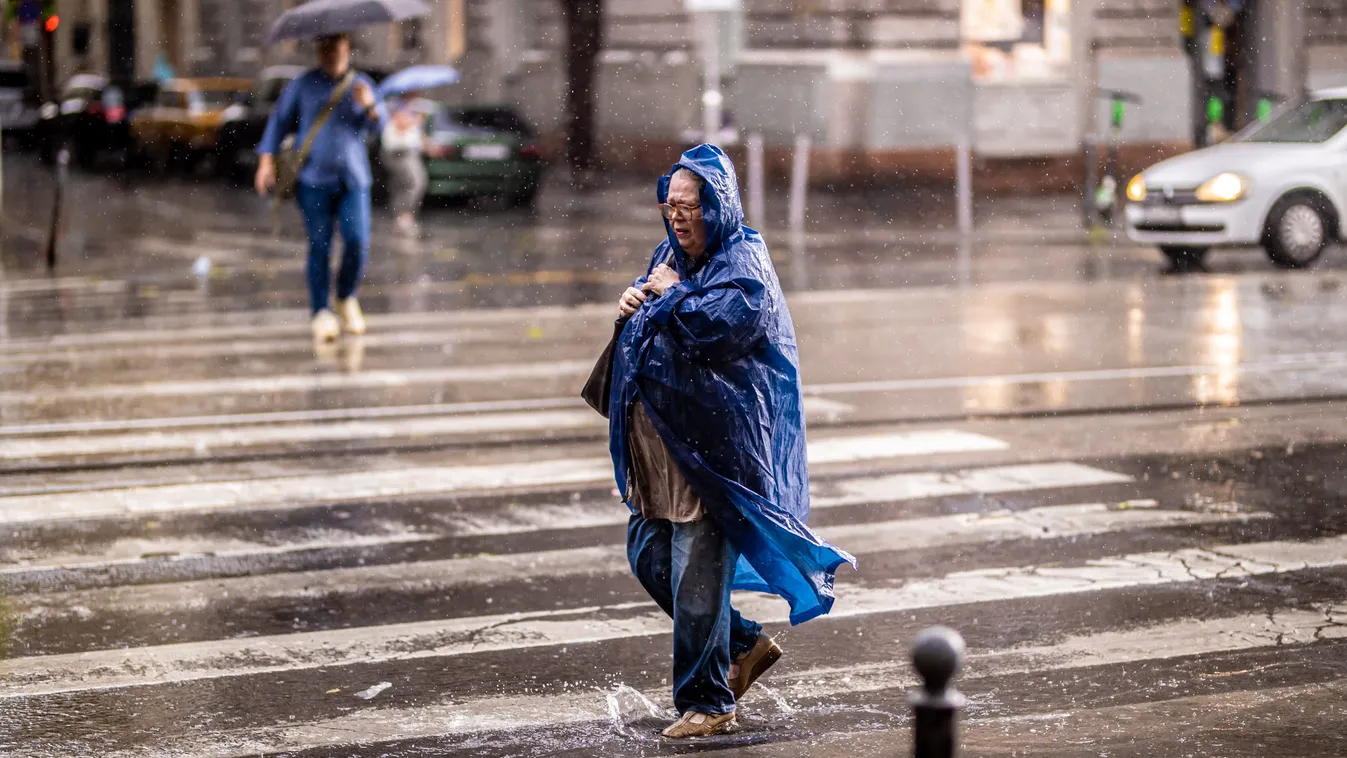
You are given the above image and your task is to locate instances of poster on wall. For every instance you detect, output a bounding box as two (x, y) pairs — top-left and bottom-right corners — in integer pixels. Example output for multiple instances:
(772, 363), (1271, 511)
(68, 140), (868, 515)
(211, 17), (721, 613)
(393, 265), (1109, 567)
(962, 0), (1025, 43)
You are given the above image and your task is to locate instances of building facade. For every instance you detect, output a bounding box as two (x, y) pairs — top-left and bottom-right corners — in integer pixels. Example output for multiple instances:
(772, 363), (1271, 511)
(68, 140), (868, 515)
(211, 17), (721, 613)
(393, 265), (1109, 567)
(21, 0), (1347, 183)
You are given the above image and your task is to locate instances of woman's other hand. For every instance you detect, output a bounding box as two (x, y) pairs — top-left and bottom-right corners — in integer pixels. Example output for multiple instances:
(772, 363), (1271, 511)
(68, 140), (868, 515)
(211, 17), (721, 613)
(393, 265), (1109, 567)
(641, 264), (681, 297)
(619, 286), (647, 317)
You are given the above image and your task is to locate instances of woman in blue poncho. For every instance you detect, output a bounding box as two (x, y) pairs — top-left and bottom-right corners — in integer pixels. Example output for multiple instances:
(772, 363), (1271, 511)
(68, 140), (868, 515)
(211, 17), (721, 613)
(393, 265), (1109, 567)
(609, 144), (855, 738)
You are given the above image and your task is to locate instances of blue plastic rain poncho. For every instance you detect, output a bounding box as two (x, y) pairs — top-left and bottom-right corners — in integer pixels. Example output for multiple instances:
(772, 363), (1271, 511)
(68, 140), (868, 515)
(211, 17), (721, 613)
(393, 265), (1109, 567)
(608, 144), (856, 625)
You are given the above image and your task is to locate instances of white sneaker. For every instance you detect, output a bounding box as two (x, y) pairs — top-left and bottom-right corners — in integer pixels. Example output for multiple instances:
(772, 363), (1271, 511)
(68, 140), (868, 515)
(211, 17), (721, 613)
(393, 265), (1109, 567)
(311, 309), (340, 342)
(336, 297), (366, 335)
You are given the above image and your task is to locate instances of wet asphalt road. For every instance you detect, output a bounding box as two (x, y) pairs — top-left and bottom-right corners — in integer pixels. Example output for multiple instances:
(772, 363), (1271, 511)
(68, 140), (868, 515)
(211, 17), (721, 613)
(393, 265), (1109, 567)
(5, 158), (1347, 756)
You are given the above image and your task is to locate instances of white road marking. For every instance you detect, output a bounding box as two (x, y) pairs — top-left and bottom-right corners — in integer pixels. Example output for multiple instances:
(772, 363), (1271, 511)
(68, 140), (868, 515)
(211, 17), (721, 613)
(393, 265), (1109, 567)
(3, 527), (1329, 700)
(9, 503), (1265, 618)
(814, 461), (1133, 507)
(84, 602), (1347, 758)
(0, 360), (596, 404)
(10, 348), (1347, 407)
(807, 352), (1347, 395)
(5, 463), (1136, 577)
(0, 397), (856, 454)
(0, 430), (1014, 524)
(0, 329), (475, 365)
(0, 528), (437, 575)
(0, 409), (606, 460)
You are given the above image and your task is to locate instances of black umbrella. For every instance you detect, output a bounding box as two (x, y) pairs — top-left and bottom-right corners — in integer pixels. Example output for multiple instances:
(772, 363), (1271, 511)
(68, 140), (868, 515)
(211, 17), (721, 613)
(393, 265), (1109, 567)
(267, 0), (431, 44)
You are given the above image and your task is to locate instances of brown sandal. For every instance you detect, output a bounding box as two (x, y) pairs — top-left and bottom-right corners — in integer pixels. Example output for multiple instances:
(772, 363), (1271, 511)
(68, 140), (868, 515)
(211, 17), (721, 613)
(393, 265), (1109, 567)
(729, 634), (783, 699)
(660, 710), (737, 738)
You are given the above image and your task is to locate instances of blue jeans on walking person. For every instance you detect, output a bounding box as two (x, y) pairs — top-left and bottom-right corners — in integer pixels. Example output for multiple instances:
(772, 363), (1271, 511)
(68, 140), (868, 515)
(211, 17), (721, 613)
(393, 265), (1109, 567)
(295, 182), (370, 315)
(627, 514), (763, 715)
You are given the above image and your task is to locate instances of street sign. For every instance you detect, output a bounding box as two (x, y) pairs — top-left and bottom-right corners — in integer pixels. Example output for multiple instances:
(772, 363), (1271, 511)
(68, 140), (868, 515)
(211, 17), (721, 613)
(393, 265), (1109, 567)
(684, 0), (739, 10)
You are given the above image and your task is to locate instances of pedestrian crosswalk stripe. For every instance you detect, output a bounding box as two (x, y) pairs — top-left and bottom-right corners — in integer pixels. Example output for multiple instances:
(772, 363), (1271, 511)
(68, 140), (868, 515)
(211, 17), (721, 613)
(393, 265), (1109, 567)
(2, 463), (1136, 576)
(0, 328), (480, 365)
(0, 359), (598, 405)
(4, 528), (1330, 700)
(807, 352), (1347, 395)
(16, 348), (1347, 411)
(0, 409), (606, 460)
(11, 503), (1265, 618)
(0, 398), (858, 460)
(0, 528), (438, 576)
(0, 430), (1014, 524)
(81, 602), (1346, 758)
(0, 396), (855, 438)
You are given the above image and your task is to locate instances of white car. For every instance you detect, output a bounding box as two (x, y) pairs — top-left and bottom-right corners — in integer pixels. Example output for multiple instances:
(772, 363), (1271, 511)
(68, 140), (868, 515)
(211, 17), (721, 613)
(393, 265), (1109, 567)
(1125, 88), (1347, 268)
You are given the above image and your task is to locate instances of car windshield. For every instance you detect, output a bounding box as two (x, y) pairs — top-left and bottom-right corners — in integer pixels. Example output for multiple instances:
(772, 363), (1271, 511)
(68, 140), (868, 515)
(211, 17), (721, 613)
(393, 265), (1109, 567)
(200, 90), (243, 108)
(434, 107), (533, 136)
(257, 77), (293, 105)
(1240, 99), (1347, 144)
(63, 86), (101, 102)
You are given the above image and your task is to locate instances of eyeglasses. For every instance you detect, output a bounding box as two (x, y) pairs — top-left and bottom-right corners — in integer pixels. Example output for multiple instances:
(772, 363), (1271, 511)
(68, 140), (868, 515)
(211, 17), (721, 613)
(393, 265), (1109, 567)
(658, 203), (702, 220)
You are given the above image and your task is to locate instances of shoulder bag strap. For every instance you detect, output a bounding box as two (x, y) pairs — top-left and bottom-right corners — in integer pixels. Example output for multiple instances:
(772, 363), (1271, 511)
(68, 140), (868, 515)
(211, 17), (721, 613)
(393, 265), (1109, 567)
(294, 69), (356, 168)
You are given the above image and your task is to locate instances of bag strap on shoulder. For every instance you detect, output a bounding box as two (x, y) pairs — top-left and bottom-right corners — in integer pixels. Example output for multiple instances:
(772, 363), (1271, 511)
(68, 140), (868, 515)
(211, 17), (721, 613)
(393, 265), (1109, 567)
(295, 69), (356, 168)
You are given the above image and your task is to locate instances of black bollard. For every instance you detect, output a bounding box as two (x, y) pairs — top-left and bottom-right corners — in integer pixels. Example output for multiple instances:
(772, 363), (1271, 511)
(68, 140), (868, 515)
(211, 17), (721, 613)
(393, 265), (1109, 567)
(911, 626), (966, 758)
(44, 145), (69, 269)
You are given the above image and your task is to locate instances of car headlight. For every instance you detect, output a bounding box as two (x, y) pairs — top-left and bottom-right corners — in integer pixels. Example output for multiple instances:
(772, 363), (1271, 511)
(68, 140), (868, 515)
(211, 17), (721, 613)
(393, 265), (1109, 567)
(1126, 174), (1147, 203)
(1195, 173), (1249, 203)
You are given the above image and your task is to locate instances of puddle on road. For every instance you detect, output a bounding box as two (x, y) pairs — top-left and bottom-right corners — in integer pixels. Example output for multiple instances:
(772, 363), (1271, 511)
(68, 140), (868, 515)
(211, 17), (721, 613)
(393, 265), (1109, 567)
(596, 681), (906, 752)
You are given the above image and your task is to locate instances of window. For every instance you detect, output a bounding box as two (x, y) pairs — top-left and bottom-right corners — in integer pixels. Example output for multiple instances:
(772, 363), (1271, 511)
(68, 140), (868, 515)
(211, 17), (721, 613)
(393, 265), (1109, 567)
(962, 0), (1071, 81)
(401, 19), (423, 51)
(199, 89), (243, 108)
(1239, 99), (1347, 144)
(258, 76), (294, 105)
(435, 106), (535, 137)
(157, 90), (185, 108)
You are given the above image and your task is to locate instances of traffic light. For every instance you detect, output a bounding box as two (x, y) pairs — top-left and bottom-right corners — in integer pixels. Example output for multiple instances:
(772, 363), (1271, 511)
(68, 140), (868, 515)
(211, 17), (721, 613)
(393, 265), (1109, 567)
(44, 14), (58, 33)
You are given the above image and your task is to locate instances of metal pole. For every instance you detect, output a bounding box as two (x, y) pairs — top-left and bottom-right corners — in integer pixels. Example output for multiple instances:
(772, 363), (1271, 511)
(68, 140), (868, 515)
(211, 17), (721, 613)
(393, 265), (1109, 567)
(911, 626), (966, 758)
(788, 133), (809, 244)
(746, 131), (764, 228)
(1083, 133), (1100, 227)
(700, 11), (722, 144)
(955, 140), (973, 235)
(44, 146), (68, 269)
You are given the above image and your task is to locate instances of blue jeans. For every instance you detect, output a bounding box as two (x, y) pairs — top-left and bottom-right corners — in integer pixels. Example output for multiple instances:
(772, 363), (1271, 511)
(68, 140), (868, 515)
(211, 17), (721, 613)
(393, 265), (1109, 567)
(295, 182), (370, 315)
(627, 515), (763, 715)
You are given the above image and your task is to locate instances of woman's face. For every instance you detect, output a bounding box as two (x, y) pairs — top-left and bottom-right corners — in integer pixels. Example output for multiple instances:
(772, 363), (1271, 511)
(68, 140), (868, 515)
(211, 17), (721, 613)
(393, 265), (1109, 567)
(317, 35), (351, 74)
(666, 173), (706, 258)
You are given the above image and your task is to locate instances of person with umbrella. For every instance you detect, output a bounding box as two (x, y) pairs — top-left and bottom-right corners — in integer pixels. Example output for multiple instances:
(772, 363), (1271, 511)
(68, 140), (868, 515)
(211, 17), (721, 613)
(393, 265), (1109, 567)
(255, 32), (387, 342)
(377, 66), (458, 237)
(381, 94), (431, 237)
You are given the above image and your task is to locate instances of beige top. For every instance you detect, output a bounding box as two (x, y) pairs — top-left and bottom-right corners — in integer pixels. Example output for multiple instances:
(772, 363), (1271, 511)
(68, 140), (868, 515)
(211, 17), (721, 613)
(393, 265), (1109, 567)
(627, 402), (704, 523)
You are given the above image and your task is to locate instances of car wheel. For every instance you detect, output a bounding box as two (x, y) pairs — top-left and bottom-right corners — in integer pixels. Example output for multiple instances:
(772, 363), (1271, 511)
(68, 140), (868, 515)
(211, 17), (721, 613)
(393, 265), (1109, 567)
(1159, 246), (1208, 270)
(1264, 193), (1334, 269)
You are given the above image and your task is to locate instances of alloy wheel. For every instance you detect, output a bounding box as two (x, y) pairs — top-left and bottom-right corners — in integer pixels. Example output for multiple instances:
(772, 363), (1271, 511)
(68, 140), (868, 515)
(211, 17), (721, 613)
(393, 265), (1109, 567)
(1279, 204), (1325, 262)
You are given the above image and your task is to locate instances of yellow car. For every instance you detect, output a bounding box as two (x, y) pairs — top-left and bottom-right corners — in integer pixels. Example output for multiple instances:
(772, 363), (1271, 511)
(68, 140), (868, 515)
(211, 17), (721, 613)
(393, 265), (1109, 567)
(130, 77), (252, 169)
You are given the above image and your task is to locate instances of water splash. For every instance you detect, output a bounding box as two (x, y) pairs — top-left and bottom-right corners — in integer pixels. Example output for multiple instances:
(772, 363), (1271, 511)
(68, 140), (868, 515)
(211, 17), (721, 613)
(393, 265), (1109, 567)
(604, 684), (673, 741)
(752, 684), (798, 716)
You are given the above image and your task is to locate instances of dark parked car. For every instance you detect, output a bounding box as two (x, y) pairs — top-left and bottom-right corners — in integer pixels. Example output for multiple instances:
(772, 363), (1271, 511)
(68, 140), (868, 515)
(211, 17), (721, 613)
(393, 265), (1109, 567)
(216, 66), (391, 183)
(36, 76), (158, 167)
(374, 104), (544, 207)
(0, 60), (40, 145)
(215, 65), (305, 181)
